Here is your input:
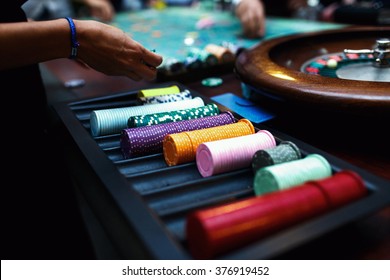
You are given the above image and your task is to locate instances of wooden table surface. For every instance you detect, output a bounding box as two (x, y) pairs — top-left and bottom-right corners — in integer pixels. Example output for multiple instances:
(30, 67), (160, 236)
(41, 58), (390, 260)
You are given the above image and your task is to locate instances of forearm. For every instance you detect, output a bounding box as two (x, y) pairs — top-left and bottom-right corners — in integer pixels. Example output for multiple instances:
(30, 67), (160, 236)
(0, 19), (69, 70)
(1, 17), (162, 80)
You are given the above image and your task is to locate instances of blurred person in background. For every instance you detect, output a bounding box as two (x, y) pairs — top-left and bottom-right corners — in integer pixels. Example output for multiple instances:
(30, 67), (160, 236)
(22, 0), (115, 21)
(320, 0), (390, 25)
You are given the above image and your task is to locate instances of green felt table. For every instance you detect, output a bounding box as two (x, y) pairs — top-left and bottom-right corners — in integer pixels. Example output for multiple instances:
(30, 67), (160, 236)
(107, 6), (345, 61)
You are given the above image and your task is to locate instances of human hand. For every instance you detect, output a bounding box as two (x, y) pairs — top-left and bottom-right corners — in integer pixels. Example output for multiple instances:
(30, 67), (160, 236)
(75, 20), (163, 81)
(234, 0), (265, 38)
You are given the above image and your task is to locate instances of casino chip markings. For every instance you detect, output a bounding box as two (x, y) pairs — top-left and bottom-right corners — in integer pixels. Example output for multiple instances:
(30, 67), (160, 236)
(202, 77), (223, 87)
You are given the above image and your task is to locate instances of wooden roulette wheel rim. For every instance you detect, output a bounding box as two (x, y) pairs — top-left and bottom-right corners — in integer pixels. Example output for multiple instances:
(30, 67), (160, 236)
(235, 26), (390, 116)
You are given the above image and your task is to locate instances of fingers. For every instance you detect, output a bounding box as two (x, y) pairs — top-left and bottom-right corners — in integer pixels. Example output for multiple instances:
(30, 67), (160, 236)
(141, 49), (163, 69)
(131, 48), (163, 81)
(241, 12), (265, 38)
(76, 21), (162, 81)
(136, 58), (162, 81)
(243, 19), (264, 38)
(102, 31), (162, 81)
(235, 0), (265, 38)
(236, 0), (265, 38)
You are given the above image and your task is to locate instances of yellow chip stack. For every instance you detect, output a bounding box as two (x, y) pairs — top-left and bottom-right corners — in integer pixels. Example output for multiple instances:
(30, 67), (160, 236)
(137, 85), (180, 98)
(163, 119), (255, 166)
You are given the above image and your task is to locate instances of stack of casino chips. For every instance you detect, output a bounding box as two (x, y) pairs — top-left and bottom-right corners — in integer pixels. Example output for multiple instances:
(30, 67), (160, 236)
(137, 84), (181, 98)
(186, 170), (368, 259)
(138, 89), (192, 104)
(205, 44), (235, 63)
(221, 41), (245, 57)
(158, 57), (186, 75)
(184, 56), (204, 70)
(120, 111), (236, 158)
(196, 130), (276, 177)
(187, 47), (219, 67)
(127, 103), (220, 128)
(90, 96), (205, 137)
(253, 154), (332, 195)
(163, 119), (255, 166)
(252, 141), (302, 172)
(158, 44), (238, 75)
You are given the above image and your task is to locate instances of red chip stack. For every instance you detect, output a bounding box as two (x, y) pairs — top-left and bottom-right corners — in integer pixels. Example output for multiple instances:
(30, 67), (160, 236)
(186, 170), (368, 259)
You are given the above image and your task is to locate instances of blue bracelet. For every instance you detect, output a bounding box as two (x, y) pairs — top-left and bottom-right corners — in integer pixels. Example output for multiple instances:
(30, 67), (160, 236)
(64, 17), (80, 59)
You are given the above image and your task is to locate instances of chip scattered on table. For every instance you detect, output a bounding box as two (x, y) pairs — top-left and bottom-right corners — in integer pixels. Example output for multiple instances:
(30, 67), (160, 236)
(202, 77), (223, 87)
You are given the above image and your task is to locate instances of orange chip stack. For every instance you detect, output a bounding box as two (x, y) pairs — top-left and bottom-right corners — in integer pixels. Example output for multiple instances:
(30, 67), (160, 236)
(163, 119), (255, 166)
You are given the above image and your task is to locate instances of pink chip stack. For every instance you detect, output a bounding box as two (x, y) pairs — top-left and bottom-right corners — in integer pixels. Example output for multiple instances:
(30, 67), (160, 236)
(196, 130), (276, 177)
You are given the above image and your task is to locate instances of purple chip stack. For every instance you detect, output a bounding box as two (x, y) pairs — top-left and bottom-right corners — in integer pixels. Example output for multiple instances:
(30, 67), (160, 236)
(120, 111), (236, 158)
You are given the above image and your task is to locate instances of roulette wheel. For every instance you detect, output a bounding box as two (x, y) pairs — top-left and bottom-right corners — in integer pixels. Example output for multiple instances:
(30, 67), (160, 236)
(235, 26), (390, 116)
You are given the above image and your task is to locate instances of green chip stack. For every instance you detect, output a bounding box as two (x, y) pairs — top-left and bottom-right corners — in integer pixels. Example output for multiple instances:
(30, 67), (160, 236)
(253, 154), (332, 196)
(127, 103), (220, 128)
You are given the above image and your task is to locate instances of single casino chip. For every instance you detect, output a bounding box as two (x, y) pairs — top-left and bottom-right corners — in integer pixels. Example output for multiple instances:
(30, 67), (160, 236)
(195, 17), (216, 29)
(201, 77), (223, 87)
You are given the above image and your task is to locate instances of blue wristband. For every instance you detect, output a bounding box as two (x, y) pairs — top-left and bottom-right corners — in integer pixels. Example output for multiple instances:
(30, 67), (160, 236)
(64, 17), (80, 59)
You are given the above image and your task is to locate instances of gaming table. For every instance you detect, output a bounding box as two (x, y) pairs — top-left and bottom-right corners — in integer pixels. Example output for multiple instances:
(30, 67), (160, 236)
(41, 7), (390, 259)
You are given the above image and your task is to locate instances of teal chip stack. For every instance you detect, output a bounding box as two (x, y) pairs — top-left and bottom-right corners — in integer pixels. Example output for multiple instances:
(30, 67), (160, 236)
(253, 154), (332, 196)
(90, 97), (204, 137)
(127, 103), (220, 128)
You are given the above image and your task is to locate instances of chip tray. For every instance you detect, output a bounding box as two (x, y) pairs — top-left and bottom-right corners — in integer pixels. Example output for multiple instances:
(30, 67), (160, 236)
(52, 82), (390, 259)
